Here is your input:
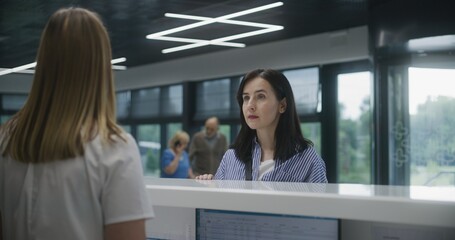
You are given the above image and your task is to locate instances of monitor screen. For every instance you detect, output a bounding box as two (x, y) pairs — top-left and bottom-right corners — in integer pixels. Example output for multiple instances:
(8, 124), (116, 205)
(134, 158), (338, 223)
(196, 209), (339, 240)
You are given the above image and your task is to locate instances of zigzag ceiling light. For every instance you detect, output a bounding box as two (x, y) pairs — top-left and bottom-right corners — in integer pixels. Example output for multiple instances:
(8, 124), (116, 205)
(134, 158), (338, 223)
(146, 2), (284, 54)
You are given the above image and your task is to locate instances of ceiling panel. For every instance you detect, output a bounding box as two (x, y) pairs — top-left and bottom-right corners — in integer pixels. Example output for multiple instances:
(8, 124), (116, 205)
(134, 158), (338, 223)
(0, 0), (368, 69)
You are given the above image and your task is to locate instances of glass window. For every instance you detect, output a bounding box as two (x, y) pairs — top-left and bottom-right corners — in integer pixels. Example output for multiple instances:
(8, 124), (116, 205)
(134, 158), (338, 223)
(116, 91), (131, 119)
(131, 88), (160, 118)
(231, 77), (241, 115)
(337, 72), (372, 184)
(301, 122), (321, 154)
(2, 94), (28, 111)
(162, 85), (183, 116)
(219, 124), (231, 145)
(193, 123), (231, 146)
(167, 123), (183, 141)
(120, 125), (131, 133)
(195, 78), (231, 120)
(408, 67), (455, 186)
(137, 124), (161, 177)
(283, 68), (320, 115)
(1, 115), (12, 124)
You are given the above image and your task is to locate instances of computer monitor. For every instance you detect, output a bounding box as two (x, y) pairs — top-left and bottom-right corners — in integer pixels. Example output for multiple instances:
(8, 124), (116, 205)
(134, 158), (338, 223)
(196, 209), (339, 240)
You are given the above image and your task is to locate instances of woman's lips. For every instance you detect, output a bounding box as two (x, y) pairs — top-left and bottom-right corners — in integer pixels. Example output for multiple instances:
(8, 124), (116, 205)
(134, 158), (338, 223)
(248, 115), (258, 119)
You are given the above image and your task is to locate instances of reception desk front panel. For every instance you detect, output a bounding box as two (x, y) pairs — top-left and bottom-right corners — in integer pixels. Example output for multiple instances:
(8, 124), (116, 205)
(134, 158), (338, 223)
(144, 178), (455, 240)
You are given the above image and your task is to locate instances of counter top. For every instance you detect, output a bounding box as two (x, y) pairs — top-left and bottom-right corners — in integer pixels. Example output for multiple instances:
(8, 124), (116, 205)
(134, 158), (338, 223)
(144, 178), (455, 228)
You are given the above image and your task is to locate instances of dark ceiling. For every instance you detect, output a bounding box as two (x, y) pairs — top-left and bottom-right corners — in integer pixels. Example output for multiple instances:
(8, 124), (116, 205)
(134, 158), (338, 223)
(0, 0), (368, 69)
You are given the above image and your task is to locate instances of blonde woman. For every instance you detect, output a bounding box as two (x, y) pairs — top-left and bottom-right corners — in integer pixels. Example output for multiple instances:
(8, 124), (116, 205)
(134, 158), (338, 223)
(161, 131), (195, 178)
(0, 8), (153, 240)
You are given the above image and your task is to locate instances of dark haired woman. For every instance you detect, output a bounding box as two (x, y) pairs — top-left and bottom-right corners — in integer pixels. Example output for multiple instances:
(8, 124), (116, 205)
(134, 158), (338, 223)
(196, 69), (327, 182)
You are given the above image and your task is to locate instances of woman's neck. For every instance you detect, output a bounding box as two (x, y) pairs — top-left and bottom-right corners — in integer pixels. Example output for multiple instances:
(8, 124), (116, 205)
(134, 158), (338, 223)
(256, 129), (275, 161)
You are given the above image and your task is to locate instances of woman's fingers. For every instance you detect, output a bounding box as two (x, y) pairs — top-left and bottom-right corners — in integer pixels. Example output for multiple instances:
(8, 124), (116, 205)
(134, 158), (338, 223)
(195, 174), (213, 180)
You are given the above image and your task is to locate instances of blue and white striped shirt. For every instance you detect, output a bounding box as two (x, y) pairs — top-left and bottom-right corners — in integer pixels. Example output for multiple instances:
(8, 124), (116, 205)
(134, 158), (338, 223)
(214, 139), (327, 183)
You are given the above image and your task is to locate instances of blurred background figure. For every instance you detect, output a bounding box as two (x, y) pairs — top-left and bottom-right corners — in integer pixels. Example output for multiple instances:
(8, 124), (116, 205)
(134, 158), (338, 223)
(161, 131), (194, 178)
(189, 117), (228, 176)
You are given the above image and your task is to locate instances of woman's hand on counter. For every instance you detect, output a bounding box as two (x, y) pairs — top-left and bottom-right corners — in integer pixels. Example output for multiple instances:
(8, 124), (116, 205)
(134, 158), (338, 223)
(195, 174), (214, 180)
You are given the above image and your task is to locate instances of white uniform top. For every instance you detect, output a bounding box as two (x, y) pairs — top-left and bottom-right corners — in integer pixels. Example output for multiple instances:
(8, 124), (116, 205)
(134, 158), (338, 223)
(0, 133), (154, 240)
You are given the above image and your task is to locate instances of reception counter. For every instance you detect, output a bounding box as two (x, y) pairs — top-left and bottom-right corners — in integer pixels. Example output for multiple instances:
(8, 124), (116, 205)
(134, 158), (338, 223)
(144, 178), (455, 240)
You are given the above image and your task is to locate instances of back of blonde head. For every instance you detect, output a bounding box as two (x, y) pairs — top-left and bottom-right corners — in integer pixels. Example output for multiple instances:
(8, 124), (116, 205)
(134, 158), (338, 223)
(1, 7), (123, 163)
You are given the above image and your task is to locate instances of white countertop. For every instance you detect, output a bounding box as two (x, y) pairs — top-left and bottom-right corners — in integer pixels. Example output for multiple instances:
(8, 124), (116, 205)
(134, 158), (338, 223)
(144, 178), (455, 228)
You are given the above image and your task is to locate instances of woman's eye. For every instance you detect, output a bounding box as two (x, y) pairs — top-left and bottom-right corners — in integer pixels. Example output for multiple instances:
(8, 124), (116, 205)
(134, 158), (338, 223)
(257, 94), (265, 99)
(243, 96), (249, 101)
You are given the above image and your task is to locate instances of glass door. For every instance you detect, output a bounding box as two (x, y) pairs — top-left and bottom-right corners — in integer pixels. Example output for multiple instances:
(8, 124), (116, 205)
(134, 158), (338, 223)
(387, 60), (455, 186)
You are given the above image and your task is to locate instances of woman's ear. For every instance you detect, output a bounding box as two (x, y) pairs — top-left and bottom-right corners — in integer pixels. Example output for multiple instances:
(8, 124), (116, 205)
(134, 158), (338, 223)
(279, 98), (287, 113)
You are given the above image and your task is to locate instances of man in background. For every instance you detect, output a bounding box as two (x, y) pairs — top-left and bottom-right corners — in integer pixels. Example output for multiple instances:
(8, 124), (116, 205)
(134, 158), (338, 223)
(189, 117), (228, 176)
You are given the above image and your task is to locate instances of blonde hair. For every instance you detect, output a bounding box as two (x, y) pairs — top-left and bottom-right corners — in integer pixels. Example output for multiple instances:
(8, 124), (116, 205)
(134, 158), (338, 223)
(169, 131), (190, 149)
(1, 7), (123, 163)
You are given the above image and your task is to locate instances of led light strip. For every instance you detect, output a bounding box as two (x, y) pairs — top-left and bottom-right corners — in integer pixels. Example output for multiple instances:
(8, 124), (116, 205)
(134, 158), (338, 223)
(146, 2), (284, 54)
(165, 13), (280, 29)
(0, 68), (35, 74)
(0, 57), (127, 76)
(110, 57), (127, 65)
(163, 27), (282, 54)
(153, 36), (245, 47)
(0, 62), (37, 76)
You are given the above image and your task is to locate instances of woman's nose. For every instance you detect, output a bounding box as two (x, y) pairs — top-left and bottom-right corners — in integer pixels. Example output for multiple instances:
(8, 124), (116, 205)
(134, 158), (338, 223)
(247, 99), (255, 111)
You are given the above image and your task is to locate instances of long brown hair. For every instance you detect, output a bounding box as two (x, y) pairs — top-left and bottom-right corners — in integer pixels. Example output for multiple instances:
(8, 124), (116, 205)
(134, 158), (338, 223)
(1, 7), (123, 163)
(231, 69), (313, 163)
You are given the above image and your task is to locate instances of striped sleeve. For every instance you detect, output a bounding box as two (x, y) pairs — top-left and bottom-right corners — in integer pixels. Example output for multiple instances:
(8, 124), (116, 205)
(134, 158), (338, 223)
(214, 150), (228, 180)
(267, 146), (327, 183)
(304, 147), (328, 183)
(214, 149), (246, 180)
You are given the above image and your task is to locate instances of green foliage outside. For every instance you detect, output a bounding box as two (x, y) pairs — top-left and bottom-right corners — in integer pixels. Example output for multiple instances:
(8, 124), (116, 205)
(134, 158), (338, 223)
(145, 149), (159, 177)
(167, 123), (182, 141)
(219, 125), (231, 144)
(338, 95), (455, 185)
(410, 96), (455, 185)
(338, 98), (371, 184)
(301, 123), (321, 154)
(137, 124), (161, 177)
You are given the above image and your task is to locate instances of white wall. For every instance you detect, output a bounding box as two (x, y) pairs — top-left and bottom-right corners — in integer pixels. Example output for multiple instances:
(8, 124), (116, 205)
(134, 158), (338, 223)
(0, 26), (368, 93)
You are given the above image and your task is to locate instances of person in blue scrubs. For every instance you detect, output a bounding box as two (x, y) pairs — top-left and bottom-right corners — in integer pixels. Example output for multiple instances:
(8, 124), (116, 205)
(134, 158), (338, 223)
(161, 131), (194, 178)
